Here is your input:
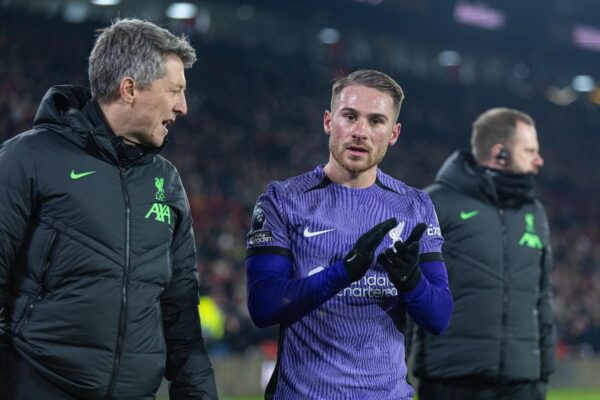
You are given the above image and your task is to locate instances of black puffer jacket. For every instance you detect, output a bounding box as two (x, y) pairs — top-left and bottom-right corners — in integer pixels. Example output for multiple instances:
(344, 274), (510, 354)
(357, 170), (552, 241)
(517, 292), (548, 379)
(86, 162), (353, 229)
(0, 86), (217, 399)
(411, 150), (556, 382)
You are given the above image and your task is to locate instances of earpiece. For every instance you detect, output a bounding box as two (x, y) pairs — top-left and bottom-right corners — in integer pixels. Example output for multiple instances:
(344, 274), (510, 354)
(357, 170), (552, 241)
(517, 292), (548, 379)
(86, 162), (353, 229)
(496, 148), (509, 161)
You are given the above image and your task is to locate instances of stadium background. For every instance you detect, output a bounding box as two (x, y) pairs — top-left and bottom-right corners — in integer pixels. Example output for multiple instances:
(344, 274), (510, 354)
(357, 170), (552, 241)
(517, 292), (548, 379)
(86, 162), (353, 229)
(1, 0), (600, 398)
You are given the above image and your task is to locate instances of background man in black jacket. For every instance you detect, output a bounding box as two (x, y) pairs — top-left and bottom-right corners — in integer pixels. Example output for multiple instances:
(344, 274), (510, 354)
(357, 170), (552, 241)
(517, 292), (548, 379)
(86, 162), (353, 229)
(410, 108), (555, 400)
(0, 19), (217, 399)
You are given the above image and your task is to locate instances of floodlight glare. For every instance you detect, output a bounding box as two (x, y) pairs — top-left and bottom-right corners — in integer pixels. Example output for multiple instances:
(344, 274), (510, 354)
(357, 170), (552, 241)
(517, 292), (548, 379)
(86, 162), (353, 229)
(166, 3), (198, 19)
(63, 2), (89, 23)
(438, 50), (462, 67)
(572, 75), (596, 92)
(90, 0), (121, 5)
(318, 28), (340, 45)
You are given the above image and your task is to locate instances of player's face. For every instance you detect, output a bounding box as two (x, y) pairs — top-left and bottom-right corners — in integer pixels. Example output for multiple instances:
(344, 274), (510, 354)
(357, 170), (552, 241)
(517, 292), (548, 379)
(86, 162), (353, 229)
(324, 85), (400, 175)
(507, 121), (544, 175)
(128, 55), (188, 147)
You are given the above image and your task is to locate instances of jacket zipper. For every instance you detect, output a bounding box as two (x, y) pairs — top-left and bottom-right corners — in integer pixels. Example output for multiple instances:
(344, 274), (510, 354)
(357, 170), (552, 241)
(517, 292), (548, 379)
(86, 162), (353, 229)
(498, 208), (509, 378)
(105, 169), (132, 400)
(17, 231), (59, 335)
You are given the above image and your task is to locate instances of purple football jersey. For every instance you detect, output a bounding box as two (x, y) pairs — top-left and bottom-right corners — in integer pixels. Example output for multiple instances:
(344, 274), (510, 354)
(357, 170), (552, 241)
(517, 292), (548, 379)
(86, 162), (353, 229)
(247, 165), (443, 399)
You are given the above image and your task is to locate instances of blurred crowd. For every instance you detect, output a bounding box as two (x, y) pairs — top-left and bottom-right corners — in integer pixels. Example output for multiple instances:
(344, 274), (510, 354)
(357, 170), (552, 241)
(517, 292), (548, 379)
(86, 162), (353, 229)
(1, 11), (600, 359)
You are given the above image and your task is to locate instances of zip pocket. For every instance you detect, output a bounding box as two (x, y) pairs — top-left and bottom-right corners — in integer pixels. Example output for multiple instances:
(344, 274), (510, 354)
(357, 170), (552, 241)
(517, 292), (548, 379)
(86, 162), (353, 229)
(15, 291), (45, 337)
(16, 231), (60, 336)
(166, 251), (173, 285)
(39, 231), (60, 289)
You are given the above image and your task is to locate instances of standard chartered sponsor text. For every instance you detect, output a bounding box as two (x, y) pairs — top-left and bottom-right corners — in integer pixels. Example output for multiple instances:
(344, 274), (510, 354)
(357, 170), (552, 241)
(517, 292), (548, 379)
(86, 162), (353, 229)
(337, 274), (397, 297)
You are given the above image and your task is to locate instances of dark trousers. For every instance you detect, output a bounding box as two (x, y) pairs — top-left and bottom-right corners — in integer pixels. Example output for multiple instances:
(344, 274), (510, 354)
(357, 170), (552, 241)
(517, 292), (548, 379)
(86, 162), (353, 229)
(0, 347), (80, 400)
(418, 377), (547, 400)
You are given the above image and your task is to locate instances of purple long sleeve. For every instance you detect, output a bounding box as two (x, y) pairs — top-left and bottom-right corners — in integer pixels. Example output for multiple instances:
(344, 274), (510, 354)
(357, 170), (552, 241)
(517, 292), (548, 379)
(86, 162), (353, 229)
(402, 260), (453, 335)
(245, 254), (351, 328)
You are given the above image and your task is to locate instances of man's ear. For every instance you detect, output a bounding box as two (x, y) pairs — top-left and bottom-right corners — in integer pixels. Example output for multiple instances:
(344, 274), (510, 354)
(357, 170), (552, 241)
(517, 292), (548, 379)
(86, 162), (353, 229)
(485, 143), (509, 170)
(323, 110), (332, 136)
(491, 143), (508, 163)
(389, 123), (401, 146)
(118, 77), (136, 104)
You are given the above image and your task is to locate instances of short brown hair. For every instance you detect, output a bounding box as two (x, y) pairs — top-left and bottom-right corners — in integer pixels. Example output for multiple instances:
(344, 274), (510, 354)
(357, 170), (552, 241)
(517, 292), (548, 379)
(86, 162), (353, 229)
(331, 70), (404, 119)
(471, 107), (535, 163)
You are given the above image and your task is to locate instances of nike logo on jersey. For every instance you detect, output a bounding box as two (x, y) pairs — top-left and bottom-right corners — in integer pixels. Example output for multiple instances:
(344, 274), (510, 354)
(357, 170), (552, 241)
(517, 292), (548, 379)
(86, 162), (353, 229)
(70, 170), (96, 180)
(460, 210), (479, 220)
(303, 227), (335, 237)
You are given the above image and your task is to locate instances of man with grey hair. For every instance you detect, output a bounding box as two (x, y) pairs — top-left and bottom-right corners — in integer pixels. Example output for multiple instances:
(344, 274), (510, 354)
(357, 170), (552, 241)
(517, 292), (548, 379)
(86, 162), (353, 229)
(410, 107), (555, 400)
(0, 18), (217, 399)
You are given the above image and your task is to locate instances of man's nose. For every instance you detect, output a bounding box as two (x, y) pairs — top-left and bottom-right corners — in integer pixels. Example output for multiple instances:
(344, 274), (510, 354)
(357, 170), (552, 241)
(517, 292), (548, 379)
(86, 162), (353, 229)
(174, 92), (187, 116)
(352, 118), (368, 139)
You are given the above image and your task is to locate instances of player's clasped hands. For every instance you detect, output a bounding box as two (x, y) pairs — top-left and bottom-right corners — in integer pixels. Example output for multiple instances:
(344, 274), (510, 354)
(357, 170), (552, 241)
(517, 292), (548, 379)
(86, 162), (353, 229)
(342, 217), (397, 282)
(342, 218), (427, 292)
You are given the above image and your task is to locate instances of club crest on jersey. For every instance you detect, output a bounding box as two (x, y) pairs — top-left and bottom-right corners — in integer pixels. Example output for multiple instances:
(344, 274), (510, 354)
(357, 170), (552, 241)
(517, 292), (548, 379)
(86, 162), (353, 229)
(388, 221), (406, 246)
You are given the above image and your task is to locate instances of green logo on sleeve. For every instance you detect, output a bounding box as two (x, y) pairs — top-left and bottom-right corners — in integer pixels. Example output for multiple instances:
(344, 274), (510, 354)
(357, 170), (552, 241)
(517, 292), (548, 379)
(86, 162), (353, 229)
(70, 170), (96, 180)
(519, 213), (542, 249)
(460, 210), (479, 220)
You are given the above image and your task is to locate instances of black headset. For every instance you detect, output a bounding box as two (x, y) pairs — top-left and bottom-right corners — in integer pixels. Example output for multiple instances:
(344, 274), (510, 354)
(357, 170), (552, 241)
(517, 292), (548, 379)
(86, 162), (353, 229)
(496, 148), (509, 161)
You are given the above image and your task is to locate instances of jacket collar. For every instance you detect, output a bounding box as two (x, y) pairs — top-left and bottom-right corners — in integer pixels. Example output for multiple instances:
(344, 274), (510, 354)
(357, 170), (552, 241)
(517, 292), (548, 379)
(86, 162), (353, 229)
(33, 85), (164, 167)
(435, 150), (536, 207)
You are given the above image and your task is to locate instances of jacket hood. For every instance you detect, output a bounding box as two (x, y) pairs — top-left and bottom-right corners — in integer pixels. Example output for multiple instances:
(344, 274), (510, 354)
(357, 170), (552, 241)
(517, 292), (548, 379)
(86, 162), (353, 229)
(32, 85), (162, 166)
(435, 149), (536, 206)
(435, 150), (477, 195)
(34, 85), (95, 133)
